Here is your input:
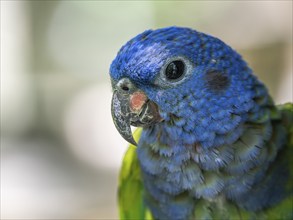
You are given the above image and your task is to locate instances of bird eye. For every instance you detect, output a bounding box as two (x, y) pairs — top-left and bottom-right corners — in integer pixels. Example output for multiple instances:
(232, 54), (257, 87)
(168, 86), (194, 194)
(165, 60), (185, 80)
(155, 57), (192, 88)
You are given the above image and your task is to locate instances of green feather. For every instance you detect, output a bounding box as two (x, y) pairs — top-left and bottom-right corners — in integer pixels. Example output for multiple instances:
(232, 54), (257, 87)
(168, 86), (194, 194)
(118, 128), (154, 220)
(277, 103), (293, 146)
(118, 104), (293, 219)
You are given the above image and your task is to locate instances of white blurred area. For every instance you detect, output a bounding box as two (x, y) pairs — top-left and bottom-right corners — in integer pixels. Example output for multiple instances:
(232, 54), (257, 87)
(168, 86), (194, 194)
(1, 1), (292, 219)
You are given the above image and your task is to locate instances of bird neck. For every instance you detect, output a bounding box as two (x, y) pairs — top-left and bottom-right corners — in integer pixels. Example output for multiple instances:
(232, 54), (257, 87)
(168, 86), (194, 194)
(137, 103), (289, 211)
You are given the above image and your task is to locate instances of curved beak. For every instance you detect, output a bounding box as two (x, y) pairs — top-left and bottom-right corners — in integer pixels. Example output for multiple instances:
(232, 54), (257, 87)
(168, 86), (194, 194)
(111, 78), (161, 146)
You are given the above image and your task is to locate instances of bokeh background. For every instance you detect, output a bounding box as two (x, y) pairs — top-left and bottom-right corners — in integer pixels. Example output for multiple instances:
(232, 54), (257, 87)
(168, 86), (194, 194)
(1, 1), (292, 219)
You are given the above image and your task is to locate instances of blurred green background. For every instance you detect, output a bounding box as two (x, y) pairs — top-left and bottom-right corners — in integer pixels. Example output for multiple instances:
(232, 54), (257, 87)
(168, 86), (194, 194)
(1, 1), (292, 219)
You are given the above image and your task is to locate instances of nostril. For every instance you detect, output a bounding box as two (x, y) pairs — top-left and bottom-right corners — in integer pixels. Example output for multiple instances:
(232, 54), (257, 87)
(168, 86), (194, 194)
(121, 86), (130, 91)
(117, 78), (133, 92)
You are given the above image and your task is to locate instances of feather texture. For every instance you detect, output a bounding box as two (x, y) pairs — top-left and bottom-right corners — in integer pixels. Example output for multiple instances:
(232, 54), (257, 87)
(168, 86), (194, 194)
(112, 27), (293, 220)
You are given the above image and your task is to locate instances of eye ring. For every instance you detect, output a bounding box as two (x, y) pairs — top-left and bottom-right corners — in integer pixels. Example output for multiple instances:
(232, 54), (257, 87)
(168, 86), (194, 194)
(164, 60), (186, 81)
(154, 56), (193, 88)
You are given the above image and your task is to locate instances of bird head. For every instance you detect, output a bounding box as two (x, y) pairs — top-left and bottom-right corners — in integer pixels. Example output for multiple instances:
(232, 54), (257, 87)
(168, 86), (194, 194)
(110, 27), (258, 146)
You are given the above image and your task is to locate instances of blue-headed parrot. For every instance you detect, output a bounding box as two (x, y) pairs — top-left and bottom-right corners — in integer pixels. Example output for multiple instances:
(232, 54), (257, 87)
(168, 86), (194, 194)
(109, 27), (293, 220)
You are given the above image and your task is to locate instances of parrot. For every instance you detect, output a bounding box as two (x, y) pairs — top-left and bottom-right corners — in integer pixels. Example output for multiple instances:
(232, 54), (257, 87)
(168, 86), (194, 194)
(109, 26), (293, 220)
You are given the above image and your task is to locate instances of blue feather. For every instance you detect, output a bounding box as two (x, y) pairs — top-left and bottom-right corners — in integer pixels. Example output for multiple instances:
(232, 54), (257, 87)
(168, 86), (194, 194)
(111, 26), (291, 219)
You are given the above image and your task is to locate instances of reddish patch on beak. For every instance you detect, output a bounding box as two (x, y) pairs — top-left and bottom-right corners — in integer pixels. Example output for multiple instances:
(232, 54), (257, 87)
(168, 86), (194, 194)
(130, 91), (147, 112)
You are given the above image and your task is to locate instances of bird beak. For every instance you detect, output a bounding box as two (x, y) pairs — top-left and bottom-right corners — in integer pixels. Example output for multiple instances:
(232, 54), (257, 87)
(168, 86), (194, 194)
(111, 78), (161, 146)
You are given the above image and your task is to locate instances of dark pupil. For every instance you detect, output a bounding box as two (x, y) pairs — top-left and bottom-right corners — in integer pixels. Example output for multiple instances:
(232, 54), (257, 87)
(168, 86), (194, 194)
(165, 60), (185, 80)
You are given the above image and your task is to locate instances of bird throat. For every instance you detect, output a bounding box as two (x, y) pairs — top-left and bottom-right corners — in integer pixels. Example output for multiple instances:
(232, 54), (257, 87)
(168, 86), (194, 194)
(137, 111), (289, 218)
